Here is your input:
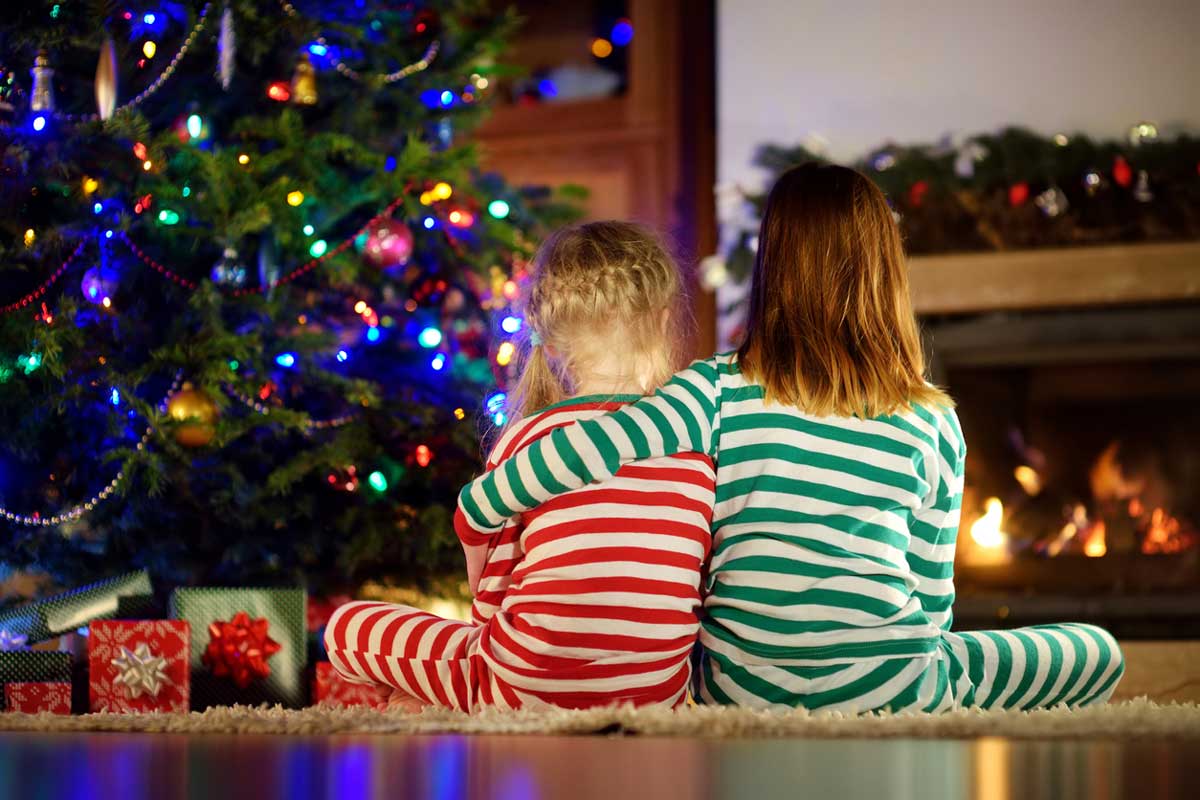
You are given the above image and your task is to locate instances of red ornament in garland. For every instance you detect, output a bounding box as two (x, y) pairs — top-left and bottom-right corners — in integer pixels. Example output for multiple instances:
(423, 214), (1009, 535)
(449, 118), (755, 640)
(201, 611), (282, 689)
(1008, 182), (1030, 207)
(1113, 156), (1133, 188)
(907, 180), (930, 207)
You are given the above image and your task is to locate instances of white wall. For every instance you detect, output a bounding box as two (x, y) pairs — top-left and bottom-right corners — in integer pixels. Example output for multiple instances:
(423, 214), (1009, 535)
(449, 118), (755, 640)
(718, 0), (1200, 189)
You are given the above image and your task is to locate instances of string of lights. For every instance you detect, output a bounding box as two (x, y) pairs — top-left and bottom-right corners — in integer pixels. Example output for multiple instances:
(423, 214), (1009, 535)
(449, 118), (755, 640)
(57, 4), (214, 123)
(0, 371), (183, 527)
(277, 1), (440, 84)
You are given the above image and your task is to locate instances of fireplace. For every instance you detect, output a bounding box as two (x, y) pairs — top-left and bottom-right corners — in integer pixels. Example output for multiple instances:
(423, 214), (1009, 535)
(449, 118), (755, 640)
(923, 286), (1200, 638)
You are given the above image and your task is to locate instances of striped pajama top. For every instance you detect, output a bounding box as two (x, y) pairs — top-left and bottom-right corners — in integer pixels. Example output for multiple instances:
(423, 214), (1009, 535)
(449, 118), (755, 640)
(453, 395), (715, 708)
(458, 353), (966, 675)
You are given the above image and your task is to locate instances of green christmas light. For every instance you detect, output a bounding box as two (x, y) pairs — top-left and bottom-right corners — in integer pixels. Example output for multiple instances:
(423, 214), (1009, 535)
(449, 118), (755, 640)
(157, 209), (180, 225)
(309, 239), (328, 257)
(488, 199), (510, 219)
(182, 185), (191, 198)
(303, 224), (315, 236)
(367, 471), (388, 492)
(228, 359), (239, 371)
(17, 352), (42, 375)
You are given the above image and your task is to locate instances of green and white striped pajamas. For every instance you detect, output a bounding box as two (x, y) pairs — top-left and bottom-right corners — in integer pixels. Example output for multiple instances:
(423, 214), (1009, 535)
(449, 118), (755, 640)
(458, 354), (1124, 712)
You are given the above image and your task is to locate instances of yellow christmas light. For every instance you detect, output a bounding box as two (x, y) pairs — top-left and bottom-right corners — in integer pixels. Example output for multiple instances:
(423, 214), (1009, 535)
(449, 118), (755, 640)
(432, 182), (452, 200)
(142, 160), (152, 171)
(23, 229), (35, 247)
(82, 177), (100, 195)
(287, 190), (305, 206)
(237, 153), (250, 165)
(591, 38), (613, 58)
(496, 341), (516, 366)
(143, 41), (157, 59)
(454, 408), (466, 420)
(419, 191), (433, 205)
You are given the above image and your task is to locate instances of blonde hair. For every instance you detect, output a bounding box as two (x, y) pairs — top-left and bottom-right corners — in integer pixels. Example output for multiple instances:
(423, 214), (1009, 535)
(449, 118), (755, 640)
(508, 221), (690, 418)
(737, 162), (952, 417)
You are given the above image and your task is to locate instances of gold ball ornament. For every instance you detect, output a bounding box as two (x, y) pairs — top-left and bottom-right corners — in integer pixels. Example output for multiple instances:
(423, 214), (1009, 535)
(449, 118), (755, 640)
(167, 382), (218, 447)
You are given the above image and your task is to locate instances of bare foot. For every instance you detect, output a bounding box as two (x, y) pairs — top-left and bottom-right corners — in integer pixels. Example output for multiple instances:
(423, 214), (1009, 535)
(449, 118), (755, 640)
(384, 687), (427, 713)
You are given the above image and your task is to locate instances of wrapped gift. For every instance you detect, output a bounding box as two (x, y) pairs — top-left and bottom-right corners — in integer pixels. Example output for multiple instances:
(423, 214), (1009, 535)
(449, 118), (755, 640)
(313, 662), (384, 709)
(169, 588), (306, 710)
(87, 620), (190, 713)
(4, 682), (71, 714)
(0, 570), (152, 644)
(0, 651), (72, 711)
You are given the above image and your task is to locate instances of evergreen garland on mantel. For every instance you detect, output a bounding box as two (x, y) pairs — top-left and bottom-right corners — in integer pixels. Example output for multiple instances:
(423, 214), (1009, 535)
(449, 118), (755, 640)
(723, 126), (1200, 282)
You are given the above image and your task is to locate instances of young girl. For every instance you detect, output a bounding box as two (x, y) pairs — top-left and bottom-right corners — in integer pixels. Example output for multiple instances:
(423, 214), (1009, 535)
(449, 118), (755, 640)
(325, 221), (715, 711)
(457, 164), (1125, 713)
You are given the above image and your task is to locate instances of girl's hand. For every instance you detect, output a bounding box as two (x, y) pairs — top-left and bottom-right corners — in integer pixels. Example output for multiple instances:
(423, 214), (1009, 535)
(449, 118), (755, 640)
(462, 542), (489, 595)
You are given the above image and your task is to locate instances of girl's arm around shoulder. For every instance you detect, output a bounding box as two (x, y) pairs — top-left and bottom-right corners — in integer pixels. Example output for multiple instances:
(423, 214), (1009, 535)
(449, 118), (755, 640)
(455, 356), (724, 539)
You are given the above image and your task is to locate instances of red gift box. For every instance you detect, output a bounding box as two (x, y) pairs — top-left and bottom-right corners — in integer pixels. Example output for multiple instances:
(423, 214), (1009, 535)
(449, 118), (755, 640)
(313, 662), (384, 709)
(5, 682), (71, 714)
(88, 620), (191, 713)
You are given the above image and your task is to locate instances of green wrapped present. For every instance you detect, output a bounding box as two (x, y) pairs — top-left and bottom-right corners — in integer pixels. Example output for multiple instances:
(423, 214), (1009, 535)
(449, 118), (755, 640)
(0, 570), (153, 644)
(169, 588), (307, 710)
(0, 651), (72, 711)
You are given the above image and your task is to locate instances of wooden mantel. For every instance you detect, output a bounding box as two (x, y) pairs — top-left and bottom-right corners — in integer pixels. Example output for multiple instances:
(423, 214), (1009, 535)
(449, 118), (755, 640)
(908, 241), (1200, 315)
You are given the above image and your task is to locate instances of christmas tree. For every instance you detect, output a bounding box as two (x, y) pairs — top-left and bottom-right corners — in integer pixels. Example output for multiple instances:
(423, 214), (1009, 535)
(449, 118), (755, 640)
(0, 1), (575, 596)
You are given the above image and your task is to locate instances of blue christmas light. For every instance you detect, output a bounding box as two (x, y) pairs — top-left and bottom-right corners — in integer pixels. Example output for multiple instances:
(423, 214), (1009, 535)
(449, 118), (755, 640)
(308, 43), (328, 57)
(384, 155), (396, 172)
(493, 411), (507, 426)
(32, 114), (47, 132)
(488, 199), (511, 219)
(336, 349), (349, 363)
(186, 114), (202, 139)
(611, 19), (634, 46)
(93, 202), (103, 214)
(431, 353), (446, 371)
(366, 326), (381, 343)
(110, 388), (120, 406)
(104, 229), (113, 239)
(143, 12), (156, 24)
(423, 216), (436, 229)
(486, 391), (507, 415)
(303, 224), (315, 236)
(439, 90), (455, 107)
(275, 353), (296, 368)
(538, 79), (557, 98)
(501, 315), (523, 334)
(419, 89), (441, 109)
(418, 327), (443, 348)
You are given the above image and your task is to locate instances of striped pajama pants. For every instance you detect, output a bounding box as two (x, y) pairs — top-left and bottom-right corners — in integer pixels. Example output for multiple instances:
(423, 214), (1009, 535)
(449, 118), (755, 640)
(323, 601), (695, 712)
(324, 602), (481, 711)
(697, 623), (1125, 713)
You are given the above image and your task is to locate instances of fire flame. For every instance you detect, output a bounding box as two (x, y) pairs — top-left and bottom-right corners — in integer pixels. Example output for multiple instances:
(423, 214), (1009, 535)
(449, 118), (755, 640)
(1013, 465), (1042, 496)
(1142, 507), (1191, 555)
(1083, 521), (1107, 557)
(970, 497), (1008, 549)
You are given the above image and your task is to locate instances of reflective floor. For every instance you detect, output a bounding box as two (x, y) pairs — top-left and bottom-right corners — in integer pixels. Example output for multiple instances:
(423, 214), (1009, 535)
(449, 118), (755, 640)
(0, 732), (1195, 800)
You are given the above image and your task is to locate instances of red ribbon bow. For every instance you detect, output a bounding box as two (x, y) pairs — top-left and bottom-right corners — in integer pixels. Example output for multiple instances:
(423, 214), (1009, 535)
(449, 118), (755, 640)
(201, 611), (283, 689)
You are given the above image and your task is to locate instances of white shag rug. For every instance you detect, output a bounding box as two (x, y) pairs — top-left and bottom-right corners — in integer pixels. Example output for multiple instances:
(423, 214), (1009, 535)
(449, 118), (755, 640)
(0, 698), (1198, 739)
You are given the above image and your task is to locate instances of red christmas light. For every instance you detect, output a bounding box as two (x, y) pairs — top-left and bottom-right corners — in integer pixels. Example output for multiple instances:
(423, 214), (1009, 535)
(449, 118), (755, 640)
(267, 81), (291, 102)
(1008, 182), (1029, 207)
(1113, 156), (1133, 188)
(415, 445), (433, 467)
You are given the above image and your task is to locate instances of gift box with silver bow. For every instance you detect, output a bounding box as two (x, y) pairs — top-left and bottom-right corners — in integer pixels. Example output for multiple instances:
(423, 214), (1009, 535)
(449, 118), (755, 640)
(87, 620), (190, 713)
(0, 570), (152, 644)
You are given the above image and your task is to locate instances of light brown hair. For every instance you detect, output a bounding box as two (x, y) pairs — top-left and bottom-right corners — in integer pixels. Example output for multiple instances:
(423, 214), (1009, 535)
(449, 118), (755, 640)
(509, 221), (690, 418)
(737, 162), (951, 417)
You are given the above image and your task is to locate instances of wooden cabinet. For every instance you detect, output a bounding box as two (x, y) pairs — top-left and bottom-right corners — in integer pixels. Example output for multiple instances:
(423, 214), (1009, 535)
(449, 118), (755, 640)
(477, 0), (716, 354)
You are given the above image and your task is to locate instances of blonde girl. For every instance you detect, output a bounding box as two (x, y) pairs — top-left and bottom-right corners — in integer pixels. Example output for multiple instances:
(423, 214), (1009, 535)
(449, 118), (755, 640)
(456, 165), (1124, 713)
(325, 221), (715, 711)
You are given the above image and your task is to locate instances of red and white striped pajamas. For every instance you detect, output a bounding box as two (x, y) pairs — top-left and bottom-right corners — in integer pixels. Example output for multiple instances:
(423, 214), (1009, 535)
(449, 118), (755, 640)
(324, 395), (715, 711)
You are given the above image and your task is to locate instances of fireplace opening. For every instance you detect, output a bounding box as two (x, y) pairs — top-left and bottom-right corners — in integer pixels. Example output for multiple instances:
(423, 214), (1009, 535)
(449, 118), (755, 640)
(926, 303), (1200, 637)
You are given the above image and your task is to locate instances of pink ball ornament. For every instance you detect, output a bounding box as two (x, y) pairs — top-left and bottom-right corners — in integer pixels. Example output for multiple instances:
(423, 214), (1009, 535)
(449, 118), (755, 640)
(363, 219), (414, 269)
